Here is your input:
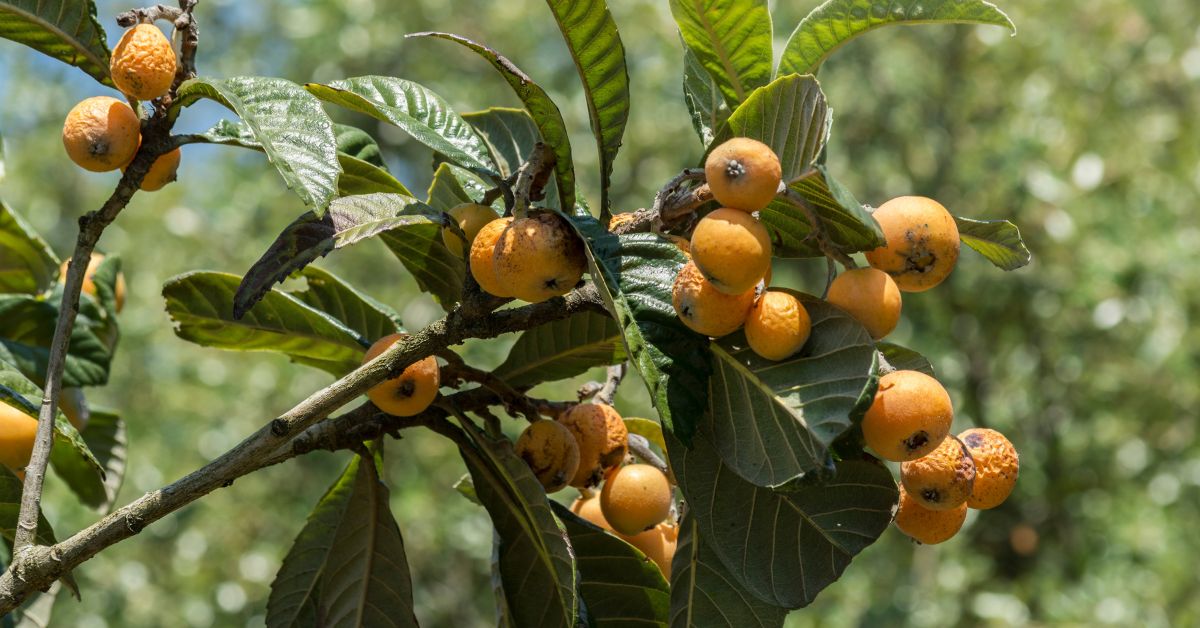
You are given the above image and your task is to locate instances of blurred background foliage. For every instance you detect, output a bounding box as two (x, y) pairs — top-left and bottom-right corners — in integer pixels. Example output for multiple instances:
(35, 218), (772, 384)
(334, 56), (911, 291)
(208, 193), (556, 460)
(1, 0), (1198, 625)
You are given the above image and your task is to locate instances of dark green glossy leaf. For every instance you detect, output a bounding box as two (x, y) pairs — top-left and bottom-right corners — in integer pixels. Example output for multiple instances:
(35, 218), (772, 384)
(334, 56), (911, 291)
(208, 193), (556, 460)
(711, 73), (829, 182)
(462, 108), (561, 210)
(876, 341), (934, 376)
(955, 216), (1031, 270)
(779, 0), (1016, 76)
(0, 199), (58, 295)
(175, 77), (341, 213)
(669, 0), (773, 108)
(287, 266), (401, 343)
(494, 311), (624, 388)
(426, 163), (479, 214)
(762, 166), (884, 258)
(266, 454), (418, 628)
(334, 124), (385, 167)
(79, 407), (126, 512)
(0, 0), (112, 87)
(337, 154), (412, 196)
(412, 33), (576, 211)
(163, 271), (365, 377)
(0, 294), (112, 387)
(681, 47), (727, 147)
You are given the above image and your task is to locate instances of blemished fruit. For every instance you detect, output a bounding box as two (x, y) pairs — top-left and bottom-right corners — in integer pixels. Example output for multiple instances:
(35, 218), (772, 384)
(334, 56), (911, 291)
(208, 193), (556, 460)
(570, 495), (611, 530)
(469, 217), (515, 297)
(862, 370), (954, 462)
(901, 435), (976, 511)
(62, 96), (141, 172)
(492, 213), (586, 303)
(622, 522), (678, 576)
(110, 24), (177, 100)
(607, 211), (639, 232)
(672, 261), (756, 337)
(362, 334), (440, 417)
(704, 137), (782, 212)
(0, 401), (38, 477)
(958, 428), (1019, 509)
(826, 267), (902, 340)
(689, 208), (772, 295)
(744, 291), (812, 361)
(559, 403), (628, 488)
(894, 485), (968, 544)
(63, 252), (127, 312)
(442, 203), (500, 258)
(124, 147), (181, 191)
(515, 420), (580, 493)
(865, 196), (960, 292)
(59, 388), (90, 432)
(600, 464), (673, 536)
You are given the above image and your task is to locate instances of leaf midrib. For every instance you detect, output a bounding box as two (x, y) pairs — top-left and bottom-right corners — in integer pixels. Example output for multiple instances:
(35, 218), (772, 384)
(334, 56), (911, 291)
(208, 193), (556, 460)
(687, 0), (746, 102)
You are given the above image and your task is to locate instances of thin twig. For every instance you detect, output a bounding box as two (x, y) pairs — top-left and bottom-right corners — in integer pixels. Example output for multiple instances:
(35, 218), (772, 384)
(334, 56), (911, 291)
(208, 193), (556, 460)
(595, 363), (627, 406)
(627, 434), (670, 476)
(437, 351), (540, 423)
(511, 143), (556, 215)
(877, 350), (897, 376)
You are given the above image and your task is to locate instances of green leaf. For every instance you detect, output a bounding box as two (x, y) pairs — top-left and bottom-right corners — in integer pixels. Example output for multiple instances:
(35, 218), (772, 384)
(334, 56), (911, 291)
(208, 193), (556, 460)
(0, 1), (112, 87)
(494, 311), (624, 388)
(266, 453), (419, 628)
(175, 77), (341, 214)
(11, 582), (60, 628)
(307, 76), (496, 177)
(669, 0), (773, 108)
(712, 73), (829, 182)
(552, 502), (671, 626)
(669, 433), (897, 609)
(0, 294), (112, 387)
(681, 47), (727, 147)
(624, 417), (668, 457)
(79, 407), (126, 512)
(669, 515), (787, 628)
(412, 33), (576, 211)
(706, 294), (878, 486)
(287, 266), (401, 343)
(955, 216), (1031, 270)
(231, 193), (441, 319)
(543, 0), (630, 218)
(0, 199), (58, 295)
(763, 166), (884, 258)
(462, 108), (562, 211)
(779, 0), (1016, 76)
(337, 154), (412, 196)
(377, 221), (467, 313)
(574, 225), (711, 444)
(426, 163), (478, 214)
(876, 341), (934, 376)
(453, 473), (480, 506)
(334, 124), (385, 167)
(456, 419), (579, 627)
(163, 271), (365, 377)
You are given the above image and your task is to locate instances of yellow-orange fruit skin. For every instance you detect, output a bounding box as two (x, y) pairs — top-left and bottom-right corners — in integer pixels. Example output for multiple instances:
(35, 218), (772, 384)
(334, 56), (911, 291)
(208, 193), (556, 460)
(59, 388), (90, 432)
(492, 213), (586, 303)
(690, 209), (772, 295)
(621, 523), (678, 576)
(0, 401), (38, 476)
(469, 217), (515, 297)
(62, 97), (141, 172)
(744, 291), (812, 361)
(362, 334), (440, 417)
(671, 261), (755, 338)
(600, 464), (673, 536)
(826, 268), (902, 340)
(894, 485), (968, 544)
(442, 203), (500, 258)
(515, 420), (580, 493)
(865, 196), (960, 292)
(570, 496), (612, 530)
(607, 211), (638, 232)
(123, 147), (180, 191)
(704, 138), (782, 212)
(665, 235), (692, 258)
(110, 24), (177, 100)
(959, 428), (1019, 509)
(64, 252), (127, 312)
(862, 370), (954, 462)
(901, 436), (976, 511)
(559, 403), (628, 488)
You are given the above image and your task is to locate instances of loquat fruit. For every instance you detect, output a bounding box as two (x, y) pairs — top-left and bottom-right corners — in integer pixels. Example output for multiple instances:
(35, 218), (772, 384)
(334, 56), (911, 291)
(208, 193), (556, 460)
(110, 24), (177, 100)
(442, 203), (500, 258)
(958, 428), (1019, 509)
(894, 485), (968, 544)
(63, 252), (127, 312)
(621, 522), (678, 577)
(570, 495), (612, 530)
(62, 96), (141, 172)
(744, 290), (812, 361)
(0, 401), (38, 478)
(900, 435), (975, 511)
(558, 403), (628, 488)
(825, 267), (902, 340)
(671, 261), (755, 338)
(362, 334), (440, 417)
(492, 212), (586, 303)
(515, 420), (580, 493)
(123, 147), (181, 191)
(600, 463), (673, 536)
(689, 208), (772, 295)
(469, 217), (515, 297)
(862, 370), (954, 462)
(704, 137), (782, 212)
(865, 196), (960, 292)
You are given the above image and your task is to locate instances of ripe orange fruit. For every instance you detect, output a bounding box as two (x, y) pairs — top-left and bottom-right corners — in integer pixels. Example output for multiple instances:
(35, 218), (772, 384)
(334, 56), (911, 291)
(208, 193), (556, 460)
(469, 217), (515, 297)
(704, 138), (782, 212)
(570, 495), (612, 530)
(621, 522), (678, 577)
(600, 464), (673, 536)
(0, 401), (39, 478)
(825, 267), (902, 340)
(123, 147), (181, 191)
(110, 24), (177, 100)
(958, 428), (1019, 509)
(671, 261), (756, 338)
(865, 196), (960, 292)
(900, 436), (976, 510)
(862, 370), (954, 462)
(559, 403), (628, 488)
(62, 96), (141, 172)
(689, 208), (772, 295)
(744, 290), (812, 361)
(515, 420), (580, 493)
(63, 252), (127, 312)
(442, 203), (500, 258)
(894, 485), (968, 544)
(362, 334), (440, 416)
(492, 213), (586, 303)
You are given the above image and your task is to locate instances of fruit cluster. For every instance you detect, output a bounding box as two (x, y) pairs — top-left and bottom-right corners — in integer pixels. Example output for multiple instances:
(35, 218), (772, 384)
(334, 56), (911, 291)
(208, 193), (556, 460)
(62, 23), (180, 190)
(463, 207), (587, 303)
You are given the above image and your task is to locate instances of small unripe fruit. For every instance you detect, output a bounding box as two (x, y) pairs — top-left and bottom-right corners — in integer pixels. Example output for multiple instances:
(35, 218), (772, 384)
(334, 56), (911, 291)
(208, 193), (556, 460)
(123, 147), (181, 191)
(958, 428), (1019, 509)
(901, 436), (975, 511)
(362, 334), (440, 416)
(493, 213), (586, 303)
(671, 261), (755, 338)
(442, 203), (500, 258)
(559, 403), (628, 488)
(469, 217), (515, 297)
(894, 485), (967, 544)
(621, 522), (678, 576)
(862, 370), (954, 462)
(570, 495), (612, 530)
(865, 196), (960, 292)
(601, 464), (673, 536)
(515, 420), (580, 493)
(0, 401), (38, 477)
(744, 291), (811, 361)
(704, 137), (782, 212)
(110, 24), (177, 100)
(62, 97), (141, 172)
(826, 267), (902, 340)
(59, 388), (90, 432)
(63, 252), (127, 312)
(690, 208), (772, 295)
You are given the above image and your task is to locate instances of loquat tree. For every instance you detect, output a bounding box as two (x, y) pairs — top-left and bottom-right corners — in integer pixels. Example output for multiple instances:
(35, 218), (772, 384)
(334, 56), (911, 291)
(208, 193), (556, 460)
(0, 0), (1033, 625)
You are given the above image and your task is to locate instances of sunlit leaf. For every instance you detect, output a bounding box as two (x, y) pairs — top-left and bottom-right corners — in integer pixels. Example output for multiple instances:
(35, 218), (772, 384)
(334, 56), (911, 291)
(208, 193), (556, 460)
(956, 216), (1031, 270)
(670, 0), (773, 108)
(0, 200), (58, 295)
(494, 311), (624, 388)
(0, 0), (112, 87)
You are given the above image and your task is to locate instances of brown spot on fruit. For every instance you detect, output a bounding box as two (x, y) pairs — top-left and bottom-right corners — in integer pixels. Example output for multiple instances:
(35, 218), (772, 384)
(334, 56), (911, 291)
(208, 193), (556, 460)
(865, 196), (960, 292)
(515, 420), (580, 493)
(862, 370), (954, 462)
(901, 435), (976, 510)
(558, 403), (628, 488)
(362, 334), (440, 417)
(958, 427), (1019, 509)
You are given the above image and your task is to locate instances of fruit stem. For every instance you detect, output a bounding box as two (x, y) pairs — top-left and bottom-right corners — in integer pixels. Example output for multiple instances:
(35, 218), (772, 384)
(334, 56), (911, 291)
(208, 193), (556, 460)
(511, 142), (556, 217)
(627, 434), (671, 479)
(876, 350), (898, 376)
(438, 350), (542, 423)
(595, 363), (627, 406)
